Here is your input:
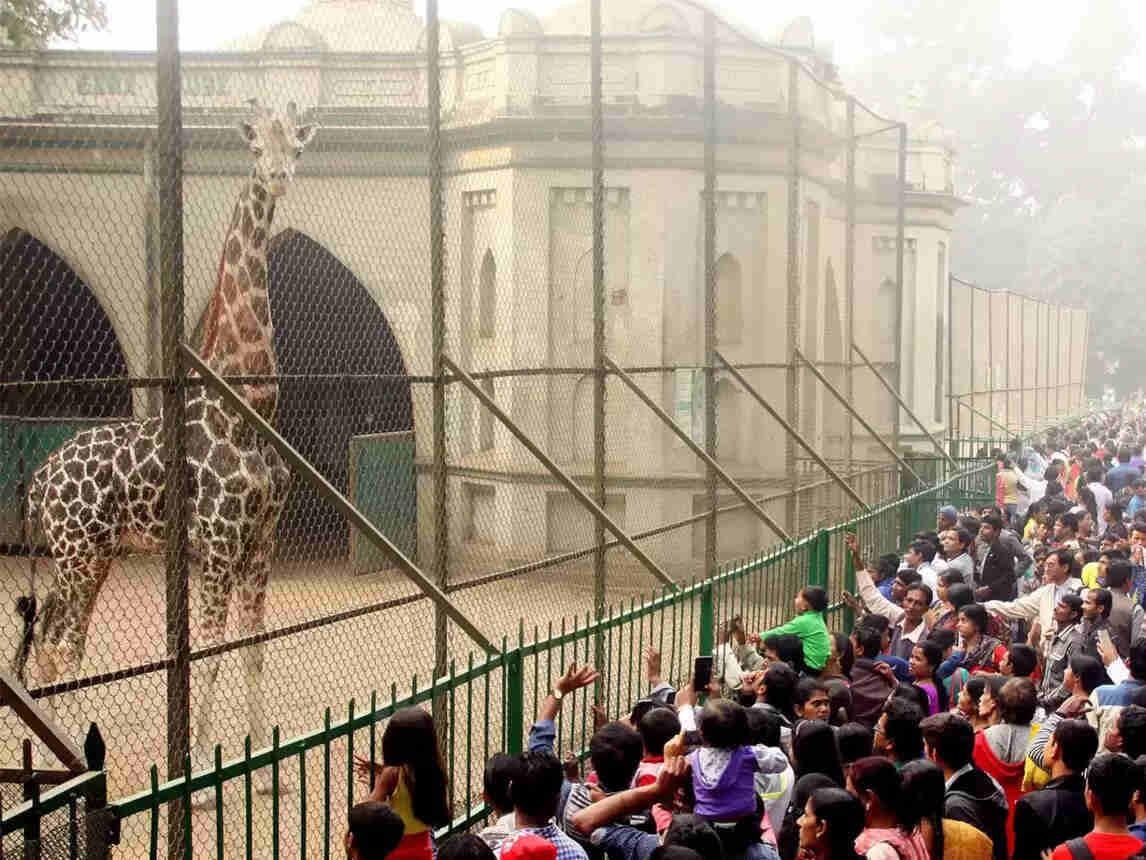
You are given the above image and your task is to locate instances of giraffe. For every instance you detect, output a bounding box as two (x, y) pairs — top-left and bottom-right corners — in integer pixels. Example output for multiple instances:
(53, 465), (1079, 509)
(15, 100), (317, 786)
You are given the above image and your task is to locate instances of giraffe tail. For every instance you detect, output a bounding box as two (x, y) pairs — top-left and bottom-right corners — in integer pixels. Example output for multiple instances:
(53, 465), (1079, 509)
(14, 467), (47, 684)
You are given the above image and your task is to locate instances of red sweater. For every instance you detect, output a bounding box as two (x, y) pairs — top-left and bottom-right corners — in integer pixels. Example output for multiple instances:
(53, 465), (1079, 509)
(973, 729), (1027, 856)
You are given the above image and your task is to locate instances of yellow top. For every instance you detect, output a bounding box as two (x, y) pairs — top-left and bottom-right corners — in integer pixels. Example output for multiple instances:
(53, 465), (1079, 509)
(389, 767), (429, 835)
(1082, 561), (1102, 589)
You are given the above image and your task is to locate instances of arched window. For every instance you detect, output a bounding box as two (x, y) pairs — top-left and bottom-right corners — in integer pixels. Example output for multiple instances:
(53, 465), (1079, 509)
(479, 249), (496, 338)
(715, 253), (742, 345)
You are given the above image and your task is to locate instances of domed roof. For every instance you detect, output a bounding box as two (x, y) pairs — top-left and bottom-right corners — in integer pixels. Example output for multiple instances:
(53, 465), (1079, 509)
(227, 0), (425, 53)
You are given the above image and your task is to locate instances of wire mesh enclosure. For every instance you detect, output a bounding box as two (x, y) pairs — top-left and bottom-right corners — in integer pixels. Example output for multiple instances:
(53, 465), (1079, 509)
(0, 0), (1090, 856)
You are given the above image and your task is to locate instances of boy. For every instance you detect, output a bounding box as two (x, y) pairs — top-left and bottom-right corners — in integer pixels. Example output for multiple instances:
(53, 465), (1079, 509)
(1050, 753), (1144, 860)
(477, 754), (522, 851)
(563, 722), (643, 849)
(633, 706), (680, 834)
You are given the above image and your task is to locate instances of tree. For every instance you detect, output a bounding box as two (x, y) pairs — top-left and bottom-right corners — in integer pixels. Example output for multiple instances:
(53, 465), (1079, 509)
(847, 0), (1146, 395)
(1, 0), (107, 49)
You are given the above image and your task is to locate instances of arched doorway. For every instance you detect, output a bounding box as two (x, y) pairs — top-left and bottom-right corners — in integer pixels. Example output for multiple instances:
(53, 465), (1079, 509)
(0, 229), (132, 547)
(194, 230), (414, 559)
(0, 229), (131, 417)
(269, 231), (414, 559)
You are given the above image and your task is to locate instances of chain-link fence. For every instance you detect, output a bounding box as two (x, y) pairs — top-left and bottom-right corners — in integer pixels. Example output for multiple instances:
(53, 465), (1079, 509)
(0, 0), (1090, 856)
(947, 277), (1089, 455)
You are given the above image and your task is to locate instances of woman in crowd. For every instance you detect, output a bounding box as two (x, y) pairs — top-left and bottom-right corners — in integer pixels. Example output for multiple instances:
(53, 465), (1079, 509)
(847, 757), (928, 860)
(899, 760), (994, 859)
(796, 787), (865, 860)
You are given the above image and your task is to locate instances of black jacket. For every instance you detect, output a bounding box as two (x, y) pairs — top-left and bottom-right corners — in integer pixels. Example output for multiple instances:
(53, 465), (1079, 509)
(978, 541), (1017, 601)
(1011, 773), (1091, 860)
(945, 765), (1009, 860)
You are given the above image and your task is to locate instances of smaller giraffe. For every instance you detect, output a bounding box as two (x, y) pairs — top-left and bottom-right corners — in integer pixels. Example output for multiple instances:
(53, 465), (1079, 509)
(16, 101), (316, 790)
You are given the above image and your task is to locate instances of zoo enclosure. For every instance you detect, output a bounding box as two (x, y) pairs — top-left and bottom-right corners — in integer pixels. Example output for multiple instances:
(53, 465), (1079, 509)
(0, 0), (1090, 856)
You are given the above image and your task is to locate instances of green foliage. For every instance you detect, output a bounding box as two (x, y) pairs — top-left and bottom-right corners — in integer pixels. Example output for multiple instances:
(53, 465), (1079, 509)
(848, 0), (1146, 394)
(0, 0), (107, 49)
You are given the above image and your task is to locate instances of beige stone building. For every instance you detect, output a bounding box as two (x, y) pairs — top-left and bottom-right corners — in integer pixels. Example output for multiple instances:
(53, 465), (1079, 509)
(0, 0), (970, 569)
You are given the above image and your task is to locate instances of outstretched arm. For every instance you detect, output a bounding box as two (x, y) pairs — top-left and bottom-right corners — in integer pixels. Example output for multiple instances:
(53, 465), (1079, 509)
(571, 757), (688, 834)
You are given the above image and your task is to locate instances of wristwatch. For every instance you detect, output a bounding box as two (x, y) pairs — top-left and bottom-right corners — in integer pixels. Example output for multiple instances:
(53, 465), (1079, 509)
(552, 688), (564, 702)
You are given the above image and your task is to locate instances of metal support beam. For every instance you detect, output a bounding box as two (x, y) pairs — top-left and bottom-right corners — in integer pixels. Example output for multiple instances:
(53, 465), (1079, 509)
(180, 345), (496, 654)
(851, 343), (957, 470)
(955, 397), (1010, 435)
(714, 351), (869, 513)
(893, 123), (906, 448)
(604, 355), (795, 543)
(590, 0), (606, 674)
(703, 10), (719, 576)
(845, 98), (856, 466)
(156, 1), (190, 853)
(793, 347), (922, 484)
(442, 354), (678, 589)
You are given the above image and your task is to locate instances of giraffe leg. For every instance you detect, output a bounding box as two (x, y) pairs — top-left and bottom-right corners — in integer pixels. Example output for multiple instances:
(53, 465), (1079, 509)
(33, 555), (112, 767)
(234, 553), (278, 794)
(189, 548), (233, 794)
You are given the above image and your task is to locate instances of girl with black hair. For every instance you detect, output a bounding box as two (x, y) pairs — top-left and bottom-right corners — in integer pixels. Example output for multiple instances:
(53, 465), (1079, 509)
(796, 787), (865, 860)
(908, 640), (946, 714)
(898, 759), (993, 859)
(778, 774), (837, 860)
(357, 707), (451, 860)
(756, 586), (831, 674)
(848, 756), (928, 859)
(792, 719), (845, 787)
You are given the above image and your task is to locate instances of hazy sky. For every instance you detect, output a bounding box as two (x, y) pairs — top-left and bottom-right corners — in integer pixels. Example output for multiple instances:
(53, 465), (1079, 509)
(71, 0), (1146, 84)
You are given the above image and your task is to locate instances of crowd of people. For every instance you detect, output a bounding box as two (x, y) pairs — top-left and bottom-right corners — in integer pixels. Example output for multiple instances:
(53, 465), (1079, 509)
(343, 411), (1146, 860)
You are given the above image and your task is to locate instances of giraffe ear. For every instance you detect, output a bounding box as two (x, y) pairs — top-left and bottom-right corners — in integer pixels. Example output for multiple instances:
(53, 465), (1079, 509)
(237, 121), (258, 146)
(294, 123), (318, 147)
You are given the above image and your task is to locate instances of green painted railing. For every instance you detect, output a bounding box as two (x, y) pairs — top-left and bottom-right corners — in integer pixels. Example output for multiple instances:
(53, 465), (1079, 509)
(97, 459), (1000, 860)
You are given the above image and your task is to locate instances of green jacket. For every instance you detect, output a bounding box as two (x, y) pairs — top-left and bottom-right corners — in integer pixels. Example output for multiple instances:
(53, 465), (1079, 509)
(761, 610), (830, 670)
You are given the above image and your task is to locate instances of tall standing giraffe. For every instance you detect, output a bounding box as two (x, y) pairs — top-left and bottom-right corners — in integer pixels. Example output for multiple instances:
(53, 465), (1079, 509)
(16, 100), (317, 781)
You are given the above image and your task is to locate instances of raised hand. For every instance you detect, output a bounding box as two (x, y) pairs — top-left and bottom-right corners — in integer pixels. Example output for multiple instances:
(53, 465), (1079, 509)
(557, 663), (600, 696)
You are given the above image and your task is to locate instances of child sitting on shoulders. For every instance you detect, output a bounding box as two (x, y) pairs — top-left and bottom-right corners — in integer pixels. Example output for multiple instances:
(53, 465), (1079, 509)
(685, 698), (788, 859)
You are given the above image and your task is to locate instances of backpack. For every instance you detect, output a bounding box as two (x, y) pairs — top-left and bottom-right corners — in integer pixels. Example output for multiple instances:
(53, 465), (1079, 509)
(1065, 837), (1094, 860)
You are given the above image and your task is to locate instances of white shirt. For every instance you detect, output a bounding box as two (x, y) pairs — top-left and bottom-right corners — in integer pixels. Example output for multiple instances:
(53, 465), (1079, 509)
(1090, 481), (1114, 534)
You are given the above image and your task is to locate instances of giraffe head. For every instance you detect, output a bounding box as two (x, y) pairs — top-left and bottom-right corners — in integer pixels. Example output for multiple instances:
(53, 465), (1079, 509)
(237, 99), (318, 198)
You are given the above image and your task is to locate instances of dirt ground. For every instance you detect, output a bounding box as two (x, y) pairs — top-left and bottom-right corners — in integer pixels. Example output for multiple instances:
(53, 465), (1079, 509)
(0, 545), (703, 858)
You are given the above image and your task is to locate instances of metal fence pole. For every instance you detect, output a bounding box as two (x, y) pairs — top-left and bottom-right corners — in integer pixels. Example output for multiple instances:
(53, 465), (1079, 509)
(845, 98), (856, 467)
(1005, 292), (1011, 432)
(428, 0), (449, 696)
(786, 60), (801, 533)
(1056, 305), (1062, 417)
(894, 123), (906, 452)
(987, 290), (995, 428)
(590, 0), (607, 670)
(1079, 311), (1090, 409)
(156, 0), (190, 855)
(1034, 300), (1041, 430)
(947, 274), (954, 454)
(703, 11), (718, 575)
(969, 285), (975, 442)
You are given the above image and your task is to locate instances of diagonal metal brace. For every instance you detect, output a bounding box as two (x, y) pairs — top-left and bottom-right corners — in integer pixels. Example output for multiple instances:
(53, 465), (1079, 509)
(955, 397), (1011, 435)
(793, 347), (923, 484)
(180, 344), (497, 655)
(0, 667), (86, 773)
(851, 342), (958, 470)
(442, 354), (678, 590)
(713, 351), (870, 513)
(604, 355), (794, 543)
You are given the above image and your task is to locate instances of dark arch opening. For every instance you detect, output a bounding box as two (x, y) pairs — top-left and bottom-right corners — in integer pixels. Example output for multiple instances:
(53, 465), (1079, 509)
(0, 228), (131, 417)
(267, 230), (414, 559)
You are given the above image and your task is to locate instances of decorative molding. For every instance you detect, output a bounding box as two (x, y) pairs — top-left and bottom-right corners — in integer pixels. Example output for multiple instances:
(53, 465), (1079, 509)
(714, 191), (766, 211)
(872, 236), (917, 253)
(463, 189), (496, 208)
(552, 187), (629, 207)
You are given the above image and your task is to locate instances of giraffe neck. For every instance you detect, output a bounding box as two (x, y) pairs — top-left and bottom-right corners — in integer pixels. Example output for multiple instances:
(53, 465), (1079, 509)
(201, 171), (278, 423)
